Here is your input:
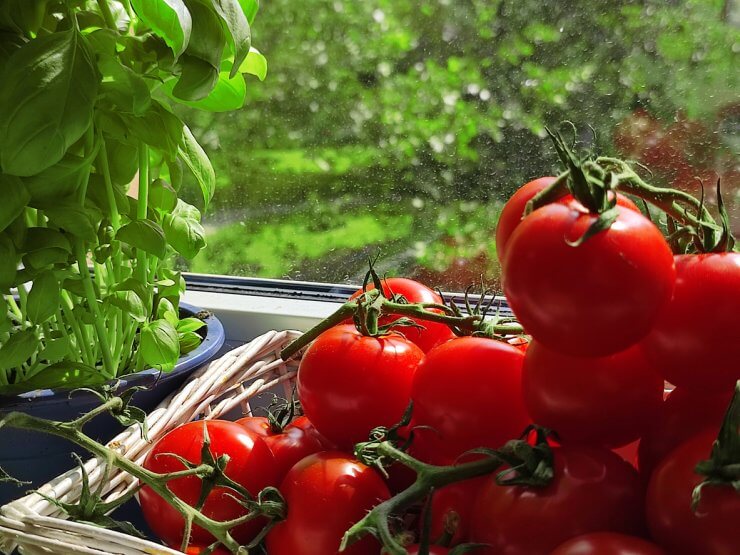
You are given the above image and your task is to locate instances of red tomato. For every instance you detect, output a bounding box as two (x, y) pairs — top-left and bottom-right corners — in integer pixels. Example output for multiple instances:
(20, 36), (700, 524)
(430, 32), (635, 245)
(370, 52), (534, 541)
(236, 415), (332, 481)
(410, 337), (528, 464)
(638, 386), (733, 479)
(297, 324), (424, 449)
(349, 277), (455, 353)
(426, 477), (487, 546)
(496, 177), (559, 262)
(139, 420), (279, 548)
(643, 253), (740, 392)
(549, 533), (665, 555)
(469, 445), (646, 555)
(646, 429), (740, 555)
(503, 203), (675, 357)
(495, 177), (639, 264)
(265, 452), (390, 555)
(522, 341), (663, 448)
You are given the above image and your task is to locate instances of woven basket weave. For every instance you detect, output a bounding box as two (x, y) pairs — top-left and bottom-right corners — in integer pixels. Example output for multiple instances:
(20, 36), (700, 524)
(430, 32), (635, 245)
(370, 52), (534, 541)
(0, 329), (303, 555)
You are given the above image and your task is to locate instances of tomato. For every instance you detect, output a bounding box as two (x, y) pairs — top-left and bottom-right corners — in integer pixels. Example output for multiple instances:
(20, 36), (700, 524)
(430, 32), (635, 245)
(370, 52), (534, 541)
(646, 429), (740, 555)
(139, 420), (279, 548)
(265, 452), (390, 555)
(503, 203), (675, 357)
(496, 177), (559, 262)
(409, 337), (528, 464)
(643, 253), (740, 392)
(348, 277), (455, 353)
(638, 386), (733, 479)
(549, 533), (665, 555)
(405, 546), (450, 554)
(495, 177), (639, 264)
(183, 547), (230, 555)
(426, 477), (486, 546)
(469, 445), (646, 555)
(297, 324), (424, 449)
(522, 341), (663, 448)
(236, 415), (333, 482)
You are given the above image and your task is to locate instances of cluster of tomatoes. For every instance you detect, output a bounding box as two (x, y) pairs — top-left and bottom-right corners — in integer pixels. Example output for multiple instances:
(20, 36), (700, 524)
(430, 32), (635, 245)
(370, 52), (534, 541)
(137, 175), (739, 555)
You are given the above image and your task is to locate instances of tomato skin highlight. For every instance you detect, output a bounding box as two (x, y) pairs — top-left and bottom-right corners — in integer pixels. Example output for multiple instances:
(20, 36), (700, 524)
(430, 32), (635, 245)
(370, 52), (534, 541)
(646, 429), (740, 555)
(236, 415), (332, 482)
(549, 532), (666, 555)
(469, 445), (646, 555)
(349, 277), (455, 353)
(409, 337), (528, 464)
(139, 420), (279, 548)
(638, 386), (733, 479)
(297, 324), (424, 449)
(503, 203), (675, 357)
(265, 452), (390, 555)
(643, 253), (740, 392)
(522, 341), (663, 448)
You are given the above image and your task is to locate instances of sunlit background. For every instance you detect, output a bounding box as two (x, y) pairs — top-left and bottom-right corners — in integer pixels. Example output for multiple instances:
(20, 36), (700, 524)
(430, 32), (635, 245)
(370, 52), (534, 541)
(180, 0), (739, 291)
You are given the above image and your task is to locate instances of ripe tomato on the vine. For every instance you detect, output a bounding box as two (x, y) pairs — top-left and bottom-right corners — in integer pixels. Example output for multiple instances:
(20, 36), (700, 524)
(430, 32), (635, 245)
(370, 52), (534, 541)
(265, 452), (390, 555)
(469, 445), (646, 555)
(646, 429), (740, 555)
(638, 386), (733, 479)
(503, 203), (675, 357)
(495, 177), (639, 264)
(237, 415), (333, 482)
(297, 324), (424, 449)
(348, 277), (455, 353)
(643, 253), (740, 392)
(139, 420), (280, 548)
(425, 477), (487, 546)
(522, 341), (663, 448)
(409, 337), (528, 464)
(549, 533), (666, 555)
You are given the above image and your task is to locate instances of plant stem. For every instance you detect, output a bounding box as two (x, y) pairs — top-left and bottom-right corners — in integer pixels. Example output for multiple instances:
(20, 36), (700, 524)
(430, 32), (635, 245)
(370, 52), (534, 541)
(74, 242), (116, 379)
(96, 0), (118, 31)
(137, 143), (150, 287)
(61, 293), (94, 366)
(6, 295), (23, 321)
(98, 135), (121, 230)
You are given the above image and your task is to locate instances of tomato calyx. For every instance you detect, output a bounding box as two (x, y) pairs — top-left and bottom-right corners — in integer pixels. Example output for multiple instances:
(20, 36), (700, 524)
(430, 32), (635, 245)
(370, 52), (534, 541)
(441, 284), (526, 342)
(692, 381), (740, 511)
(492, 425), (555, 488)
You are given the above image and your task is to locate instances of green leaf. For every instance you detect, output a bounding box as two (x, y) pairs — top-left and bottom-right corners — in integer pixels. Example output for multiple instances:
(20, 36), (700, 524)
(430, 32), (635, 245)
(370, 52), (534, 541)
(61, 277), (86, 298)
(42, 204), (98, 242)
(178, 330), (202, 354)
(149, 178), (178, 212)
(238, 0), (258, 24)
(98, 56), (152, 115)
(239, 46), (266, 81)
(0, 0), (49, 37)
(176, 317), (205, 333)
(104, 137), (139, 186)
(172, 53), (220, 101)
(211, 0), (251, 78)
(0, 297), (10, 333)
(117, 220), (167, 259)
(0, 174), (30, 232)
(156, 297), (178, 323)
(22, 151), (91, 206)
(39, 338), (71, 364)
(163, 211), (206, 259)
(123, 101), (183, 159)
(23, 248), (70, 270)
(13, 361), (104, 392)
(27, 271), (59, 324)
(23, 228), (71, 253)
(0, 29), (100, 176)
(0, 329), (37, 370)
(130, 0), (192, 58)
(105, 290), (147, 323)
(167, 69), (246, 112)
(0, 234), (16, 290)
(0, 31), (25, 75)
(139, 319), (179, 372)
(178, 125), (215, 208)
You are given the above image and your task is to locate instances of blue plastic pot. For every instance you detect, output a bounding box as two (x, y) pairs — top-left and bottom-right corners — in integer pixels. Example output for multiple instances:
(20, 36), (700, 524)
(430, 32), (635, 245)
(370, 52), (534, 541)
(0, 302), (225, 506)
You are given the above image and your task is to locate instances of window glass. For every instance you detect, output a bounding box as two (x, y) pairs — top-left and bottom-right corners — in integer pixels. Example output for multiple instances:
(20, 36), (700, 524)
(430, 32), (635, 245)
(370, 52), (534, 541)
(181, 0), (739, 291)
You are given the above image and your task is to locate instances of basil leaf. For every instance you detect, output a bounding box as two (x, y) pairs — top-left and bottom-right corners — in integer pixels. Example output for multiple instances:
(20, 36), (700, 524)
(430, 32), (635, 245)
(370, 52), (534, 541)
(239, 0), (258, 25)
(166, 69), (246, 112)
(105, 290), (147, 323)
(172, 53), (220, 101)
(0, 234), (16, 290)
(178, 125), (215, 208)
(130, 0), (192, 58)
(98, 57), (152, 115)
(39, 338), (71, 364)
(42, 204), (98, 242)
(17, 361), (104, 392)
(212, 0), (251, 78)
(23, 248), (70, 270)
(117, 220), (168, 259)
(139, 319), (179, 372)
(23, 228), (71, 253)
(0, 174), (30, 232)
(123, 101), (183, 159)
(176, 317), (205, 333)
(178, 330), (202, 354)
(0, 29), (100, 176)
(0, 31), (25, 76)
(0, 329), (37, 370)
(239, 46), (266, 80)
(149, 178), (178, 212)
(27, 271), (59, 324)
(22, 151), (91, 206)
(163, 211), (206, 259)
(0, 0), (49, 36)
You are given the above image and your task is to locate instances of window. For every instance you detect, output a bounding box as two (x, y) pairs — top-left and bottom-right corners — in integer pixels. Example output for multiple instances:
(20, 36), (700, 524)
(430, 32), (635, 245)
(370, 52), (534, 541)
(181, 0), (739, 293)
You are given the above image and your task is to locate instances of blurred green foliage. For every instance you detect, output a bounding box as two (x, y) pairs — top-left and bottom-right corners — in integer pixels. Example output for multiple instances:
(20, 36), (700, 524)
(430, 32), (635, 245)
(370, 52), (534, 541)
(184, 0), (739, 289)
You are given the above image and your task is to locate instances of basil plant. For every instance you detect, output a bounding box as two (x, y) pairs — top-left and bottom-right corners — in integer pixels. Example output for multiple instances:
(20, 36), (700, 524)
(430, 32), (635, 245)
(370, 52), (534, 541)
(0, 0), (266, 393)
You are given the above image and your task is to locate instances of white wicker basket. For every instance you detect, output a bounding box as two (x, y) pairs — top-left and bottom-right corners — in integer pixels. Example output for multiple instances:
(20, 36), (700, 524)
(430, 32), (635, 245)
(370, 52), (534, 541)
(0, 329), (304, 555)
